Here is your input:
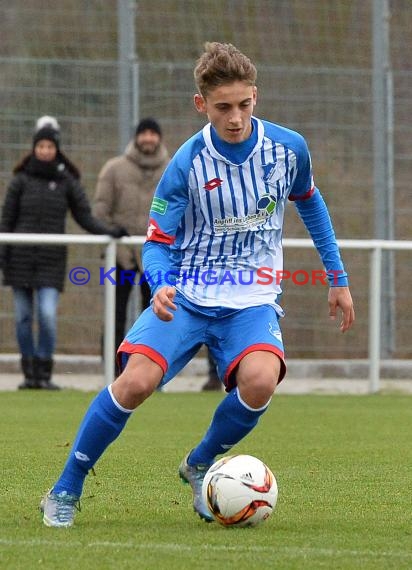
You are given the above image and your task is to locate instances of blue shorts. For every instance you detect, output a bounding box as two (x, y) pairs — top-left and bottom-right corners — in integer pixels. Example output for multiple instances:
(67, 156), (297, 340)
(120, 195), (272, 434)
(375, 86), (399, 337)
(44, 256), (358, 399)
(117, 292), (286, 391)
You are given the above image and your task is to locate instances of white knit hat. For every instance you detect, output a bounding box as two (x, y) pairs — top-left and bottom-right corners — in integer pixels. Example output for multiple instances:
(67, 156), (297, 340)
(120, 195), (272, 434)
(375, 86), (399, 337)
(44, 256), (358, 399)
(35, 115), (61, 133)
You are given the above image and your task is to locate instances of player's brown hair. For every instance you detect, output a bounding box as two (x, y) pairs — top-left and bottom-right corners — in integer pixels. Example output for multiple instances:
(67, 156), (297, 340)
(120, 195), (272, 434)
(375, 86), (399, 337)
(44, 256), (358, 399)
(194, 42), (257, 97)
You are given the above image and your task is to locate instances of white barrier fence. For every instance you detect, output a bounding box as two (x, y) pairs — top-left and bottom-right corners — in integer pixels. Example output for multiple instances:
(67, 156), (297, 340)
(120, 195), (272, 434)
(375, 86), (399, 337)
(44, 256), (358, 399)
(1, 233), (412, 392)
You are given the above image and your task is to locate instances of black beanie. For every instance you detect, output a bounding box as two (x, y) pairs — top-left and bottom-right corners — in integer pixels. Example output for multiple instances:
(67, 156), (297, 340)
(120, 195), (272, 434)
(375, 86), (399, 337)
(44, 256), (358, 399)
(33, 126), (60, 150)
(135, 117), (162, 137)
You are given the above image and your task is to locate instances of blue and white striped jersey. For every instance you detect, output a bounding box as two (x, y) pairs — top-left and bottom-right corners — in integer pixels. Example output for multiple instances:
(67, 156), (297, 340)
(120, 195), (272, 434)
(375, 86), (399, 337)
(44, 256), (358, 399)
(145, 117), (333, 311)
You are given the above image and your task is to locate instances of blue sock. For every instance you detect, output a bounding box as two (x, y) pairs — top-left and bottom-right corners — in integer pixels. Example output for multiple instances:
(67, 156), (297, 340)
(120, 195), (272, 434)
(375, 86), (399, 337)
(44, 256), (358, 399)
(188, 387), (270, 466)
(53, 386), (132, 497)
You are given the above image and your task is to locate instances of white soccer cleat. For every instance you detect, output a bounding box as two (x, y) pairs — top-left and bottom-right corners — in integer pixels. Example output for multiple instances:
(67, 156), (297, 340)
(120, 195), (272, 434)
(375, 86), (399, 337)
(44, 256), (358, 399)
(40, 489), (80, 528)
(179, 452), (214, 522)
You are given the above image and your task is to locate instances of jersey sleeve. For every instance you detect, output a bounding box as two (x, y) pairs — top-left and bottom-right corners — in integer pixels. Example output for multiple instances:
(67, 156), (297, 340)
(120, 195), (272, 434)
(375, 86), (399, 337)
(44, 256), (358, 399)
(143, 135), (200, 293)
(287, 135), (315, 201)
(142, 240), (175, 294)
(146, 155), (190, 245)
(294, 188), (349, 287)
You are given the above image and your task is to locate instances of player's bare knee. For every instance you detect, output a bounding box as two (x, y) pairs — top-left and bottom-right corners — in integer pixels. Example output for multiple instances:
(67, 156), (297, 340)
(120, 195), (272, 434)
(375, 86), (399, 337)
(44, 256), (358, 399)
(237, 364), (277, 407)
(237, 352), (280, 393)
(112, 353), (162, 408)
(238, 375), (276, 408)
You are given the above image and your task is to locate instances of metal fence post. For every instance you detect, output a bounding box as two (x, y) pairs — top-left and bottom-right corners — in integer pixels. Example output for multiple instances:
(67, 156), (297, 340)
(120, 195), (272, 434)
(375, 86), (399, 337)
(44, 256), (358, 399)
(117, 0), (137, 152)
(104, 239), (117, 386)
(369, 244), (382, 393)
(372, 0), (395, 357)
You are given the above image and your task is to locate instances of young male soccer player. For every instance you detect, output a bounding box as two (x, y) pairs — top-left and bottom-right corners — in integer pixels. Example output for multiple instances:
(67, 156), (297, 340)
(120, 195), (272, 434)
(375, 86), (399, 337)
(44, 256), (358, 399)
(40, 42), (355, 527)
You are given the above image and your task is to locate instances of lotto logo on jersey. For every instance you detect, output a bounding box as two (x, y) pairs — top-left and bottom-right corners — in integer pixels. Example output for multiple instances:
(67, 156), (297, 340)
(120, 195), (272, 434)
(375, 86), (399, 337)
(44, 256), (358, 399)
(204, 178), (223, 191)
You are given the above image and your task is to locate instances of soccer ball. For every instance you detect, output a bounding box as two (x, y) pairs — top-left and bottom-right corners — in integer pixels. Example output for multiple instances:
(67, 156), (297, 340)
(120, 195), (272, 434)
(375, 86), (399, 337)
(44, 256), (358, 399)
(202, 454), (278, 527)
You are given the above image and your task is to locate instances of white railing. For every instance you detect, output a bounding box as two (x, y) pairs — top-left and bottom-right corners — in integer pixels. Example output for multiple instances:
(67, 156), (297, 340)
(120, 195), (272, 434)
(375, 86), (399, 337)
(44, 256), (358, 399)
(1, 233), (412, 391)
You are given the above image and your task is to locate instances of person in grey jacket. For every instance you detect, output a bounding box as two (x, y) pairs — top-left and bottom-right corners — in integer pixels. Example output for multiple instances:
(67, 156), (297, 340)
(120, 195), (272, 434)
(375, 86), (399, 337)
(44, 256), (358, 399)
(0, 116), (127, 390)
(93, 118), (170, 370)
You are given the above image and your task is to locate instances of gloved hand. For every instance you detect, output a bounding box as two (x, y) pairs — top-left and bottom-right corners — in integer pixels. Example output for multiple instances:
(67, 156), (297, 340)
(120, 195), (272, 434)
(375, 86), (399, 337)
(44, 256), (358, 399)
(109, 226), (129, 238)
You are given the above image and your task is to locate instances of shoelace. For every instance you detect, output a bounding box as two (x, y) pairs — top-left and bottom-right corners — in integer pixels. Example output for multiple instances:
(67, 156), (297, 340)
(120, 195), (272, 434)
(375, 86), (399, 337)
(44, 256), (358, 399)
(54, 495), (81, 522)
(190, 464), (209, 484)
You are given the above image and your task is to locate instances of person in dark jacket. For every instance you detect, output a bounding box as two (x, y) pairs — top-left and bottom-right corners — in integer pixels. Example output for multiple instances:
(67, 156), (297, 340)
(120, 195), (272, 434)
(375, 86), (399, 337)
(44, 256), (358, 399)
(0, 116), (127, 390)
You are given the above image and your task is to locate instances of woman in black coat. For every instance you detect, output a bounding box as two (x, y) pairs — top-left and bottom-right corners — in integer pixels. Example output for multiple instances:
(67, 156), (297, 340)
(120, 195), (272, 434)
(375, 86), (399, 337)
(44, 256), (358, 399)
(0, 117), (126, 390)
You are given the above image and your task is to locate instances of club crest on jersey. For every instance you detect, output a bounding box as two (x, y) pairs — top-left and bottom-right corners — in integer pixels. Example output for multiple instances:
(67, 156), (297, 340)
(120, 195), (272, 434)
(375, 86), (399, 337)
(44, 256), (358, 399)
(262, 162), (285, 188)
(257, 194), (277, 215)
(204, 177), (223, 191)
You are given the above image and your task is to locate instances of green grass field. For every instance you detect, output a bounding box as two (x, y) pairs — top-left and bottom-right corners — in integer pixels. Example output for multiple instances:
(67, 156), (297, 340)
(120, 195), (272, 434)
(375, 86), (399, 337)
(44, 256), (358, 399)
(1, 390), (411, 570)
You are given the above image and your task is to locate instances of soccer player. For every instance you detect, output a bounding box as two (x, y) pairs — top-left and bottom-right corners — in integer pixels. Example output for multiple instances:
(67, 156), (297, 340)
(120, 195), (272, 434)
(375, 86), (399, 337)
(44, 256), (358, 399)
(40, 42), (355, 527)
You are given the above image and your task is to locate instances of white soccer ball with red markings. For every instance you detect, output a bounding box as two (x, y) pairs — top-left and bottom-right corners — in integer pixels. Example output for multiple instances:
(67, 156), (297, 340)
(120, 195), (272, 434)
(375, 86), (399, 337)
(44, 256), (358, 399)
(202, 454), (278, 527)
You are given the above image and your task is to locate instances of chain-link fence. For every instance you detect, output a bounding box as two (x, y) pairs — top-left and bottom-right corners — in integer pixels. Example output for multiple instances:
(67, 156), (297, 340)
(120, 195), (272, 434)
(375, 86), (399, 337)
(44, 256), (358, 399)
(1, 0), (411, 358)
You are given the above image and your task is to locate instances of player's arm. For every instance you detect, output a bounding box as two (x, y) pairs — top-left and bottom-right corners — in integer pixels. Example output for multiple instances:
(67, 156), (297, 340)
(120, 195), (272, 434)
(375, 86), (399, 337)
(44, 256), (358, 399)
(143, 241), (177, 321)
(293, 189), (354, 331)
(288, 137), (354, 331)
(142, 154), (190, 321)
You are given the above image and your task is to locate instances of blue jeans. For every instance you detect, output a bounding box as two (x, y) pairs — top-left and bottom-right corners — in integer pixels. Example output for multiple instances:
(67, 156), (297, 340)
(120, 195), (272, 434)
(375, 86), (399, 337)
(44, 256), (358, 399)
(13, 287), (60, 359)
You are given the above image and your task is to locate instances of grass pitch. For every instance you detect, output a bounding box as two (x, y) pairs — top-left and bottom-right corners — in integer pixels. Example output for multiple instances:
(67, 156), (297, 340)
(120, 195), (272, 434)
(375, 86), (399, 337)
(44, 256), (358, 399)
(0, 390), (411, 569)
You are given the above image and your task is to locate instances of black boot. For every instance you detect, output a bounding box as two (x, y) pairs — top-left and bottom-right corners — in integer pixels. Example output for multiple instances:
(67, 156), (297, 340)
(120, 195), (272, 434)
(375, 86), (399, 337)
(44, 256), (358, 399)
(201, 351), (222, 391)
(18, 357), (40, 389)
(34, 357), (61, 390)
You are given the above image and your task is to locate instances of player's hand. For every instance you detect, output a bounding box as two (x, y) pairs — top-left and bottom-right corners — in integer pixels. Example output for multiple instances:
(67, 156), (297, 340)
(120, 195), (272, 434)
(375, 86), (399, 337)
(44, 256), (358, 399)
(328, 286), (355, 332)
(152, 285), (177, 321)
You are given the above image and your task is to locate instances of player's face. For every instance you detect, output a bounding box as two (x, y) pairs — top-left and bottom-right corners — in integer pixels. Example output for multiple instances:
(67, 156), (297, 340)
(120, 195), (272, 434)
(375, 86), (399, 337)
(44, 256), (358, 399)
(34, 140), (57, 162)
(194, 81), (257, 143)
